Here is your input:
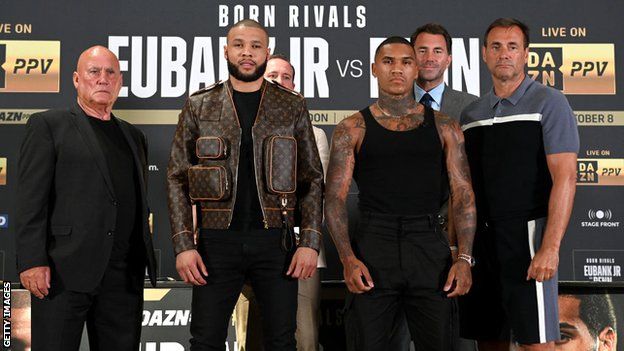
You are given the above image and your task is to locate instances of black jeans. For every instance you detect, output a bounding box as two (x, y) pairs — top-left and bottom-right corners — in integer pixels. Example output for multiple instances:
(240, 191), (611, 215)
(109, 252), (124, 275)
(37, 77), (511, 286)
(31, 260), (144, 351)
(345, 212), (453, 351)
(190, 228), (298, 351)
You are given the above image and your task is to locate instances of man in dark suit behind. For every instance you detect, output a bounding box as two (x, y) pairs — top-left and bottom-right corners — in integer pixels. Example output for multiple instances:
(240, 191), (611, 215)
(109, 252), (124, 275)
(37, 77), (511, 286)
(15, 45), (157, 351)
(411, 23), (478, 120)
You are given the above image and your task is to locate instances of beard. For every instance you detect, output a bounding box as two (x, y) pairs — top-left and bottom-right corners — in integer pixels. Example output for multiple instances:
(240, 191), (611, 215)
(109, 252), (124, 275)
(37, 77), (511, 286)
(227, 59), (267, 82)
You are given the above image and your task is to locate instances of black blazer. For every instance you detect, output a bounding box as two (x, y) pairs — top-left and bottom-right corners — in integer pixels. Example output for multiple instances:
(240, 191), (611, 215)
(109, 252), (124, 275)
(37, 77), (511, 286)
(15, 104), (157, 292)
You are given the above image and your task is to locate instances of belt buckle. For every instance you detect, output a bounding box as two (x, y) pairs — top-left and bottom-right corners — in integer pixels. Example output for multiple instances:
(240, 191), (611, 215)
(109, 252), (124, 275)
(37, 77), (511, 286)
(437, 214), (446, 226)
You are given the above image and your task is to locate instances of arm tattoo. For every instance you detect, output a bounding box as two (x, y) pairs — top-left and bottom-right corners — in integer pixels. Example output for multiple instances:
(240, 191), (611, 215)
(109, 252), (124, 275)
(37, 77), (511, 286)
(324, 114), (362, 260)
(436, 115), (476, 255)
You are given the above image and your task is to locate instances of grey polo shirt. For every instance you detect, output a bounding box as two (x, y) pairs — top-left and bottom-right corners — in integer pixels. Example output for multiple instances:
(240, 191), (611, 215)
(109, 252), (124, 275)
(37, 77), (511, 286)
(460, 76), (579, 220)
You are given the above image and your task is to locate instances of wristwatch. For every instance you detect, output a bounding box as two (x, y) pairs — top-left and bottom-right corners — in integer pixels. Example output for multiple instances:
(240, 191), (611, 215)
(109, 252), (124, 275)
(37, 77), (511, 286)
(457, 253), (476, 267)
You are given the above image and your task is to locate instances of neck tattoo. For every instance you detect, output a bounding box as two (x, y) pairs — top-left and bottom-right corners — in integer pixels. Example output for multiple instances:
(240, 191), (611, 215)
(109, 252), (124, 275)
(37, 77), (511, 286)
(375, 101), (407, 118)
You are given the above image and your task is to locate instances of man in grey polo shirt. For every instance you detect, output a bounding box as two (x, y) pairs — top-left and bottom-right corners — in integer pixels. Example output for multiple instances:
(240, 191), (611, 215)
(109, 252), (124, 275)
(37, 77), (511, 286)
(459, 18), (579, 351)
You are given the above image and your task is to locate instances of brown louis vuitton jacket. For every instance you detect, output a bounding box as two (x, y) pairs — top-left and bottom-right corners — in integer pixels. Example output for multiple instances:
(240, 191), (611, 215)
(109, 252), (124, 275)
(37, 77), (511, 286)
(167, 79), (324, 255)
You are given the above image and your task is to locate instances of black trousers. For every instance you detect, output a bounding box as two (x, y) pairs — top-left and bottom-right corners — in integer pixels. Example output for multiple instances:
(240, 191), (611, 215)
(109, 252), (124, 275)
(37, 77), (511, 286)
(31, 260), (145, 351)
(388, 299), (463, 351)
(190, 228), (298, 351)
(345, 212), (453, 351)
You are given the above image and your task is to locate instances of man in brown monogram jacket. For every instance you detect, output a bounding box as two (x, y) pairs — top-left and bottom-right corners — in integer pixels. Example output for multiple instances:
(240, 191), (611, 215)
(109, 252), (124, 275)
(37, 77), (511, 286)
(167, 19), (323, 351)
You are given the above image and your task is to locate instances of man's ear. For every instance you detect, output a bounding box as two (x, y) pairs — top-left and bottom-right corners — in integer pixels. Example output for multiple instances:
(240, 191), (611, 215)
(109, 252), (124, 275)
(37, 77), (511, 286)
(598, 326), (617, 351)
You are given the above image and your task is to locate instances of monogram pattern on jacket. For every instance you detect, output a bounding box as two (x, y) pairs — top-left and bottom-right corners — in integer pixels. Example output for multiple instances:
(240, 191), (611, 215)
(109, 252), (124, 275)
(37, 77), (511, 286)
(188, 166), (230, 201)
(167, 79), (324, 255)
(264, 136), (297, 194)
(196, 136), (228, 159)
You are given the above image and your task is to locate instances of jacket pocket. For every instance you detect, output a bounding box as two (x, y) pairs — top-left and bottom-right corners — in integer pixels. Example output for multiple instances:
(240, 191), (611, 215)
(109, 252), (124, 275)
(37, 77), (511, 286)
(188, 165), (232, 201)
(196, 136), (229, 160)
(263, 135), (297, 194)
(51, 225), (72, 236)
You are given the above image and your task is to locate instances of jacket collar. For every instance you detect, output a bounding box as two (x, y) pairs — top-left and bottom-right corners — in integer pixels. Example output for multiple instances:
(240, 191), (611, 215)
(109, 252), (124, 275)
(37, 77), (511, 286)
(224, 79), (268, 126)
(224, 78), (268, 95)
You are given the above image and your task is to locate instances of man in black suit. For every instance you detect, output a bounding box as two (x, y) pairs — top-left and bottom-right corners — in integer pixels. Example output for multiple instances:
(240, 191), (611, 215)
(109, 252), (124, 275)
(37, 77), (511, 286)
(15, 45), (157, 351)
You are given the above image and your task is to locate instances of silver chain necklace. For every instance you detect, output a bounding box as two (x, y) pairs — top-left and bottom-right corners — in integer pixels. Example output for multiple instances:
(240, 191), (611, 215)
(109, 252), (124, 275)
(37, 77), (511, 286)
(375, 101), (409, 118)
